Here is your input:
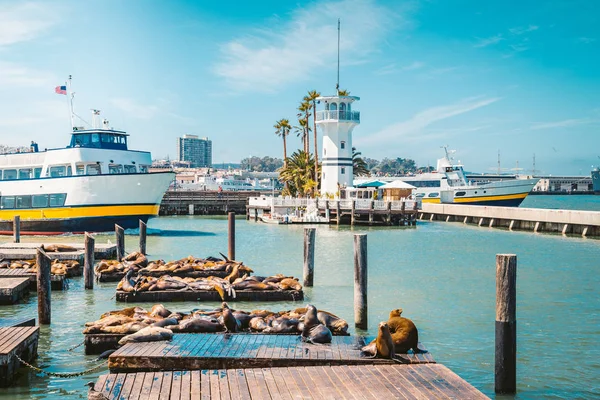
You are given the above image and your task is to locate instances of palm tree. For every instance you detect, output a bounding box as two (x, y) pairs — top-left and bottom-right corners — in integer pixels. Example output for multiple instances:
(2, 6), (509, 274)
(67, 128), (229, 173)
(294, 119), (311, 152)
(274, 118), (291, 168)
(279, 150), (319, 197)
(352, 147), (370, 177)
(306, 90), (321, 190)
(338, 89), (350, 96)
(297, 100), (312, 153)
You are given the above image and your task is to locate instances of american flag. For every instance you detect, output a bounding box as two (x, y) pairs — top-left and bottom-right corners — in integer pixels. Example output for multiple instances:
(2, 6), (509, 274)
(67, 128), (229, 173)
(55, 85), (67, 95)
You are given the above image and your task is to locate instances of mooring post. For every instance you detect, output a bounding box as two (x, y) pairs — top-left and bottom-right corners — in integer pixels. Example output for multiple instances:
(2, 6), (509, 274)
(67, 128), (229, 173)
(303, 228), (316, 287)
(353, 234), (368, 330)
(115, 224), (125, 261)
(136, 220), (146, 255)
(84, 232), (95, 289)
(336, 200), (341, 225)
(254, 208), (258, 222)
(228, 212), (236, 260)
(351, 200), (356, 226)
(13, 215), (20, 243)
(495, 254), (517, 394)
(386, 201), (392, 225)
(36, 248), (51, 324)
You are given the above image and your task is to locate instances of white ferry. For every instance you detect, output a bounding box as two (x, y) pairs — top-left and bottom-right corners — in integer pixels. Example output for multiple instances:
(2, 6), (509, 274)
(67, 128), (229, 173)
(403, 148), (539, 207)
(0, 114), (174, 234)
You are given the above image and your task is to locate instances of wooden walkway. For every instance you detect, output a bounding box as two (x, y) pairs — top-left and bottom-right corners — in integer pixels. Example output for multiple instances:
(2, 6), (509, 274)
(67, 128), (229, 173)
(0, 326), (39, 387)
(116, 289), (303, 303)
(0, 269), (66, 290)
(0, 278), (29, 305)
(94, 364), (488, 399)
(108, 334), (434, 372)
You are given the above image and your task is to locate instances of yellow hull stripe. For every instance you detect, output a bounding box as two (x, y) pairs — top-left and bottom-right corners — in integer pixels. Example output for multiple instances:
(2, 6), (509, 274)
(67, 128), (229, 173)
(422, 198), (441, 204)
(452, 192), (529, 203)
(0, 204), (159, 220)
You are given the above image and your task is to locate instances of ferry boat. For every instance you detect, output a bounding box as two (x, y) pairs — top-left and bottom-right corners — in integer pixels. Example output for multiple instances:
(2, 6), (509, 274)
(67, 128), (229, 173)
(0, 104), (174, 234)
(405, 148), (539, 207)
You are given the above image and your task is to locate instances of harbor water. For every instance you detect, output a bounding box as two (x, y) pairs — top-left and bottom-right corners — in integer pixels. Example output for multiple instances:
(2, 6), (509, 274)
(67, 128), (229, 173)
(0, 196), (599, 399)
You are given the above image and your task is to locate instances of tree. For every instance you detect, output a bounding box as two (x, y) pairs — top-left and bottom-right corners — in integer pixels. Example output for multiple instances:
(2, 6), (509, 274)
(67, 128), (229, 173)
(293, 118), (310, 152)
(240, 156), (283, 172)
(297, 100), (312, 153)
(274, 119), (292, 168)
(306, 89), (321, 191)
(352, 147), (370, 177)
(279, 150), (320, 197)
(338, 89), (350, 96)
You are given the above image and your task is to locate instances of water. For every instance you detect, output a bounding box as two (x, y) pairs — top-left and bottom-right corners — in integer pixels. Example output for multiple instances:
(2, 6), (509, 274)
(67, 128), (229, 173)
(522, 194), (600, 211)
(1, 196), (599, 399)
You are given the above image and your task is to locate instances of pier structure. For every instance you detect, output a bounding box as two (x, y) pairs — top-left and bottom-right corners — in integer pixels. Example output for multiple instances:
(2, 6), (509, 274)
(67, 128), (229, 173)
(420, 203), (600, 237)
(159, 190), (260, 216)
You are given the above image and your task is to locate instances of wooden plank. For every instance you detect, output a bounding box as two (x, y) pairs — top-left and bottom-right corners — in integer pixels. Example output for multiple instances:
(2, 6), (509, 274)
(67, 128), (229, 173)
(169, 371), (182, 400)
(234, 369), (252, 400)
(269, 365), (293, 400)
(329, 365), (367, 400)
(209, 370), (221, 400)
(363, 365), (410, 400)
(128, 372), (147, 400)
(190, 370), (201, 400)
(101, 372), (118, 398)
(373, 365), (418, 400)
(340, 366), (379, 400)
(117, 373), (140, 400)
(226, 369), (242, 400)
(138, 372), (155, 399)
(107, 373), (127, 400)
(180, 370), (192, 400)
(319, 365), (355, 400)
(200, 370), (211, 400)
(94, 374), (108, 394)
(158, 371), (172, 400)
(148, 371), (164, 400)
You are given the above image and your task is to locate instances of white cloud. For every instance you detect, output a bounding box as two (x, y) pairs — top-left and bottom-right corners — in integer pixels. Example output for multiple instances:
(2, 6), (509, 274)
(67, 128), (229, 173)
(357, 96), (501, 145)
(213, 0), (405, 93)
(110, 98), (160, 120)
(0, 2), (58, 46)
(509, 25), (539, 35)
(0, 62), (55, 86)
(578, 37), (596, 44)
(530, 118), (598, 130)
(473, 34), (504, 48)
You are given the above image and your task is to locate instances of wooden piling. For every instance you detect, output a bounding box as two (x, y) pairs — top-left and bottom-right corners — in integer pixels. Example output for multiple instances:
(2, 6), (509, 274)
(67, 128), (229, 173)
(303, 228), (316, 287)
(13, 216), (20, 244)
(115, 224), (125, 261)
(351, 200), (356, 226)
(353, 234), (368, 330)
(386, 201), (392, 224)
(139, 220), (147, 255)
(228, 212), (235, 260)
(495, 254), (517, 394)
(336, 201), (341, 225)
(254, 208), (258, 222)
(36, 248), (51, 325)
(84, 233), (95, 289)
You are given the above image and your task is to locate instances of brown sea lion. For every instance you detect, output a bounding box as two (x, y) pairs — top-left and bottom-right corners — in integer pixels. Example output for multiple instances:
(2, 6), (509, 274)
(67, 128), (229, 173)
(150, 304), (171, 318)
(302, 304), (332, 344)
(278, 278), (302, 291)
(388, 308), (424, 354)
(42, 244), (78, 252)
(102, 321), (148, 334)
(221, 306), (239, 332)
(233, 312), (253, 330)
(100, 307), (143, 319)
(119, 269), (136, 292)
(317, 311), (349, 335)
(233, 280), (272, 291)
(169, 317), (223, 333)
(362, 322), (395, 359)
(249, 317), (268, 331)
(301, 304), (319, 338)
(151, 317), (179, 328)
(118, 326), (173, 345)
(265, 317), (299, 334)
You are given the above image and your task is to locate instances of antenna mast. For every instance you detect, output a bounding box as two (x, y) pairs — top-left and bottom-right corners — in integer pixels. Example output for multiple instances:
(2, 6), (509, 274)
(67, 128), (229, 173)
(336, 18), (340, 95)
(532, 153), (536, 175)
(67, 75), (75, 130)
(497, 149), (501, 174)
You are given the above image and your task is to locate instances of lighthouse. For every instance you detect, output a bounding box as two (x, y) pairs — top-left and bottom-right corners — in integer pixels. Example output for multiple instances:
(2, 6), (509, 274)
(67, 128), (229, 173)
(315, 94), (360, 196)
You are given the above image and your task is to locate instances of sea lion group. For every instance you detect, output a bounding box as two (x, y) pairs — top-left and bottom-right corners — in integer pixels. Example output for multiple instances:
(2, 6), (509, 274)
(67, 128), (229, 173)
(0, 259), (80, 276)
(361, 308), (424, 360)
(84, 303), (348, 340)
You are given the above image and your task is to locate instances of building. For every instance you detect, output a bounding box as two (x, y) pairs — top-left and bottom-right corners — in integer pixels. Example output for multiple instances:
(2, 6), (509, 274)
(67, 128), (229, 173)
(176, 134), (212, 167)
(533, 176), (593, 192)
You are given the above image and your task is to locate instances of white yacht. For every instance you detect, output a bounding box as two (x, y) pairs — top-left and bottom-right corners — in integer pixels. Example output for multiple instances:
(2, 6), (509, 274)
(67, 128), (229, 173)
(0, 112), (173, 234)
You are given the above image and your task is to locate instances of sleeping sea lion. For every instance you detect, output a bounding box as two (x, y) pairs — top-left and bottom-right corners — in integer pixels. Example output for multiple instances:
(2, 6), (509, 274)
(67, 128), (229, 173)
(362, 322), (395, 359)
(151, 317), (179, 328)
(249, 317), (268, 331)
(388, 308), (424, 354)
(42, 244), (78, 253)
(302, 304), (332, 344)
(265, 317), (299, 334)
(317, 311), (349, 335)
(118, 326), (173, 345)
(169, 317), (223, 333)
(150, 304), (171, 319)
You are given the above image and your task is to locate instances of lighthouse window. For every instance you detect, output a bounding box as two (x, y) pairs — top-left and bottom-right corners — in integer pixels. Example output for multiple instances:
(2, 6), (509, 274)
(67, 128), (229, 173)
(330, 103), (337, 111)
(1, 196), (15, 209)
(16, 195), (32, 209)
(49, 193), (66, 207)
(341, 167), (346, 175)
(341, 141), (346, 149)
(3, 169), (17, 180)
(32, 195), (49, 208)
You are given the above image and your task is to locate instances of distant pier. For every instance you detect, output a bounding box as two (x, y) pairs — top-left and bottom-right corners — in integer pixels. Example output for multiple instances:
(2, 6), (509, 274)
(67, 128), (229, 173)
(159, 190), (261, 216)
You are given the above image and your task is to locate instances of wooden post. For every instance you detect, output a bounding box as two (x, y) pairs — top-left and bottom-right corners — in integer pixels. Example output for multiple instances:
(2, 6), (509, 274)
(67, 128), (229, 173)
(115, 224), (125, 261)
(36, 248), (51, 324)
(336, 200), (341, 225)
(386, 201), (392, 225)
(369, 200), (374, 224)
(13, 215), (20, 243)
(353, 234), (368, 330)
(325, 200), (330, 221)
(254, 208), (258, 222)
(139, 220), (147, 255)
(351, 200), (356, 226)
(495, 254), (517, 394)
(303, 228), (316, 287)
(84, 233), (95, 289)
(228, 212), (235, 260)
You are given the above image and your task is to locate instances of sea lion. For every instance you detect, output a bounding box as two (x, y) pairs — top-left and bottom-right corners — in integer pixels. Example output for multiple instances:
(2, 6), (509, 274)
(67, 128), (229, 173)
(301, 305), (320, 338)
(100, 307), (143, 319)
(302, 304), (332, 344)
(42, 244), (78, 252)
(362, 322), (395, 359)
(150, 304), (171, 318)
(119, 269), (136, 293)
(317, 311), (349, 335)
(387, 308), (423, 354)
(169, 317), (223, 333)
(102, 321), (148, 334)
(221, 306), (239, 332)
(232, 280), (272, 291)
(249, 317), (268, 331)
(118, 326), (173, 345)
(265, 317), (299, 333)
(151, 317), (179, 328)
(233, 312), (253, 330)
(278, 278), (302, 291)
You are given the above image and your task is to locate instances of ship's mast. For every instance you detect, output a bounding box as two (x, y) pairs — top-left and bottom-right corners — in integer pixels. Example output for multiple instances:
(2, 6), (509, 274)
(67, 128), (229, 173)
(67, 75), (75, 130)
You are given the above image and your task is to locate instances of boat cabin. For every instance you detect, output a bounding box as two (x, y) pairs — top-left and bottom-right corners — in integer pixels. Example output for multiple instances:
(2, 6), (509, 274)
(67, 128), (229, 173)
(68, 129), (128, 150)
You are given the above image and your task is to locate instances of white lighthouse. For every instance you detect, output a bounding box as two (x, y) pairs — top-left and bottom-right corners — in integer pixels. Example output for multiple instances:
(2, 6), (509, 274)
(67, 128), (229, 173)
(316, 94), (360, 196)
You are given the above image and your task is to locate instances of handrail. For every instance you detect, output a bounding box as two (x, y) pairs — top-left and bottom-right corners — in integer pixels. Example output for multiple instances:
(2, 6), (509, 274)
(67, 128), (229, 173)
(315, 110), (360, 122)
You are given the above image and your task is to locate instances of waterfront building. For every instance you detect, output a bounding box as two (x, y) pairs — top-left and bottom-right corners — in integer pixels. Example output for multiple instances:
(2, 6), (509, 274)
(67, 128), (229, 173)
(533, 176), (593, 193)
(177, 134), (212, 168)
(315, 95), (360, 196)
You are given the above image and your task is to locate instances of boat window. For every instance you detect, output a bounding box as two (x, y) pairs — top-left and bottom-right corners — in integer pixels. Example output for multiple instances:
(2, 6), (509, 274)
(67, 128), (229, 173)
(3, 169), (17, 180)
(109, 164), (123, 174)
(86, 164), (101, 175)
(455, 191), (466, 196)
(415, 193), (425, 198)
(1, 196), (15, 209)
(49, 166), (66, 177)
(76, 165), (85, 175)
(92, 134), (100, 144)
(32, 194), (49, 208)
(67, 166), (72, 177)
(428, 192), (439, 197)
(124, 165), (137, 173)
(139, 165), (149, 173)
(34, 168), (42, 179)
(18, 169), (32, 180)
(49, 193), (66, 207)
(16, 195), (32, 209)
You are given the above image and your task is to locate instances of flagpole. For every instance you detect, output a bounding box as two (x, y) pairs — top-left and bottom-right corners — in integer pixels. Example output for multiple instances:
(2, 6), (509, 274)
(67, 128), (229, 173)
(67, 75), (75, 130)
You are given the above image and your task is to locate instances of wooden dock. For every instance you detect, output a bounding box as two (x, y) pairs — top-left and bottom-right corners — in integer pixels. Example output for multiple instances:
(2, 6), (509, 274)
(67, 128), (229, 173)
(0, 326), (39, 387)
(108, 334), (434, 372)
(0, 242), (116, 260)
(97, 268), (231, 283)
(116, 289), (303, 303)
(160, 190), (261, 216)
(93, 364), (488, 399)
(0, 269), (66, 290)
(0, 278), (29, 305)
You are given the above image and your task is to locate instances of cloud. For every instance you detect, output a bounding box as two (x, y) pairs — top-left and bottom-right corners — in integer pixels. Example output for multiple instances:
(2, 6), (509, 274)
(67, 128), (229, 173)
(530, 118), (598, 130)
(0, 2), (58, 46)
(0, 62), (55, 86)
(374, 61), (424, 75)
(110, 98), (160, 119)
(473, 34), (504, 48)
(578, 37), (596, 44)
(357, 96), (501, 145)
(213, 0), (405, 93)
(509, 25), (539, 35)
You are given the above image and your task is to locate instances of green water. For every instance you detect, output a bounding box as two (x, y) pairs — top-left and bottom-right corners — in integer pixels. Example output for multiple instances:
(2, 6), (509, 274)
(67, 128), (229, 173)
(1, 197), (599, 399)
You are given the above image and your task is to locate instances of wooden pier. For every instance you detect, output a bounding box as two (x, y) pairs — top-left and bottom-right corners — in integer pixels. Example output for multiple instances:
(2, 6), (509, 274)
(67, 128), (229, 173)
(0, 242), (116, 260)
(247, 197), (419, 226)
(108, 334), (434, 372)
(160, 190), (261, 216)
(116, 289), (303, 303)
(93, 364), (487, 399)
(0, 326), (39, 387)
(0, 278), (29, 305)
(0, 269), (66, 290)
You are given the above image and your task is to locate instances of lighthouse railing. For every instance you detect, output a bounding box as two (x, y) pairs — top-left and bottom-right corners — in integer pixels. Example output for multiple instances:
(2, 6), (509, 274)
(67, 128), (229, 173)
(315, 110), (360, 122)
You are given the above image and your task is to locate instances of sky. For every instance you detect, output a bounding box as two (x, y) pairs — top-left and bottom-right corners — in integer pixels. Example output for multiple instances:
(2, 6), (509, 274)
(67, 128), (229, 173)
(0, 0), (599, 175)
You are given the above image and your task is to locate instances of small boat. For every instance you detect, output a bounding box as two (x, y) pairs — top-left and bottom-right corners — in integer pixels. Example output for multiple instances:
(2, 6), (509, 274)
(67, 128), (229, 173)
(260, 215), (290, 224)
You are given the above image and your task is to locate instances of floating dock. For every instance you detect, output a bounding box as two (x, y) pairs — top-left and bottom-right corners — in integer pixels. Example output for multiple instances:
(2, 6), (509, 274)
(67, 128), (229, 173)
(94, 364), (486, 399)
(0, 242), (117, 260)
(116, 289), (303, 303)
(420, 203), (600, 237)
(0, 278), (30, 305)
(97, 269), (231, 283)
(108, 334), (433, 372)
(0, 326), (39, 387)
(0, 269), (66, 290)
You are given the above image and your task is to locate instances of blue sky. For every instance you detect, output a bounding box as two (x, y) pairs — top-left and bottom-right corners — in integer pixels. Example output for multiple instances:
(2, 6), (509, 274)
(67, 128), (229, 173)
(0, 0), (598, 175)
